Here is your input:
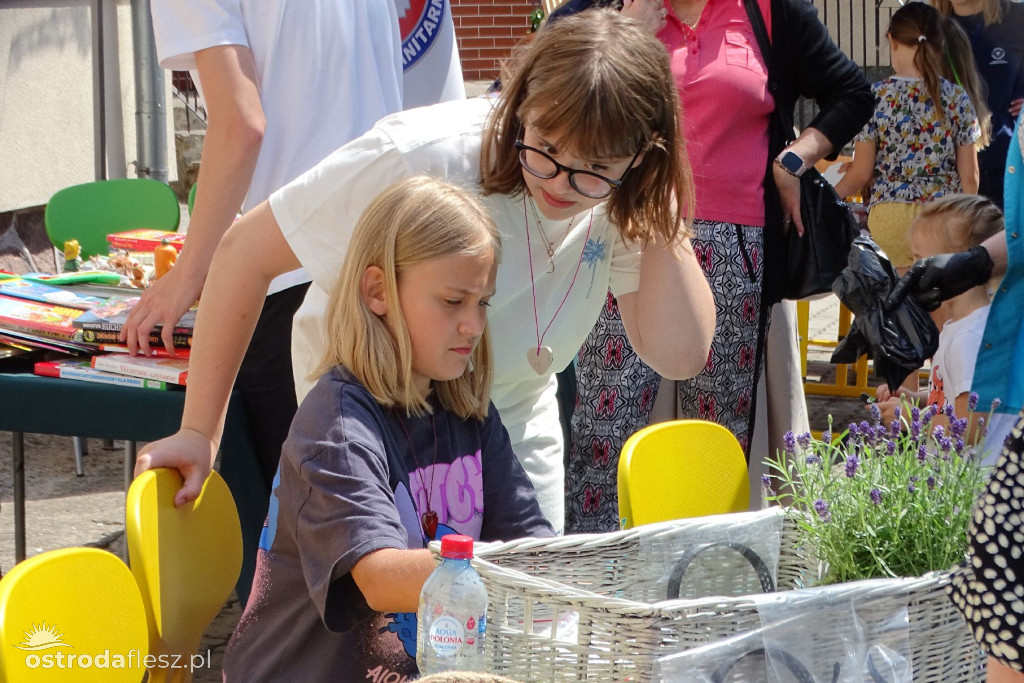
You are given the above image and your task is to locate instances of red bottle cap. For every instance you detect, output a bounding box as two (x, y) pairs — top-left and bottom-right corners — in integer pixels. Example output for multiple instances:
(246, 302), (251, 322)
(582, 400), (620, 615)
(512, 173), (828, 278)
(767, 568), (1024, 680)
(440, 534), (474, 559)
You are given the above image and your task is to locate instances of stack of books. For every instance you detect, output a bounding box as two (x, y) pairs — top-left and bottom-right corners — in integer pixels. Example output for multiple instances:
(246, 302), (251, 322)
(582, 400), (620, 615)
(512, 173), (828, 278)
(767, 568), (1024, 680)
(0, 272), (193, 391)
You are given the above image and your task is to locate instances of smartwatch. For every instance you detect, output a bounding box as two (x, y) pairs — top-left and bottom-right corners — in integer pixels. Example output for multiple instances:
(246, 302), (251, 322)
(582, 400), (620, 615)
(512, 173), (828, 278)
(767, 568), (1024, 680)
(775, 150), (807, 177)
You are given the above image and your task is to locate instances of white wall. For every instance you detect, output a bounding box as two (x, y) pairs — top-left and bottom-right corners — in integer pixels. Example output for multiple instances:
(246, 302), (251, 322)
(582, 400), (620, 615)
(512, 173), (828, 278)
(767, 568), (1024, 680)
(0, 0), (176, 213)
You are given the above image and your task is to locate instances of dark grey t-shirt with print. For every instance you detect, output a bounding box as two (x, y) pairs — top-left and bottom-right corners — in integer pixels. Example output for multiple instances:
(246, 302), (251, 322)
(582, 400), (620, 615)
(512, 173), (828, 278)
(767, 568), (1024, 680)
(223, 367), (552, 681)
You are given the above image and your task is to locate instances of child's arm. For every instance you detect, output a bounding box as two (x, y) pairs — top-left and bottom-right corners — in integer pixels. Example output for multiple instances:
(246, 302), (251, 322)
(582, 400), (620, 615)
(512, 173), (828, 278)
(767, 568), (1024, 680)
(617, 234), (715, 380)
(134, 201), (300, 505)
(834, 139), (875, 201)
(349, 548), (436, 613)
(955, 142), (979, 195)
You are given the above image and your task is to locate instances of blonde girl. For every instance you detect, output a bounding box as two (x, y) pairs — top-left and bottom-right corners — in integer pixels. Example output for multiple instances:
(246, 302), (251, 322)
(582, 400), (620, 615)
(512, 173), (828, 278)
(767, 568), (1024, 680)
(836, 1), (982, 271)
(132, 9), (716, 531)
(875, 193), (1003, 443)
(223, 176), (552, 680)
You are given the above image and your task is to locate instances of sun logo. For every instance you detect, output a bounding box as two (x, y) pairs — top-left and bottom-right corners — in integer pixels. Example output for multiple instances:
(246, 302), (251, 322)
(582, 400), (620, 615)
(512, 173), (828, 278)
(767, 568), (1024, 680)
(14, 623), (72, 651)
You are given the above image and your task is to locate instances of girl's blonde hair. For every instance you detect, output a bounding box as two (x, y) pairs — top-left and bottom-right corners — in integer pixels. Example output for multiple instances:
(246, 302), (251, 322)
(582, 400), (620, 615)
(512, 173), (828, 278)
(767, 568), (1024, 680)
(480, 9), (693, 246)
(317, 176), (501, 420)
(912, 193), (1004, 253)
(931, 0), (1005, 26)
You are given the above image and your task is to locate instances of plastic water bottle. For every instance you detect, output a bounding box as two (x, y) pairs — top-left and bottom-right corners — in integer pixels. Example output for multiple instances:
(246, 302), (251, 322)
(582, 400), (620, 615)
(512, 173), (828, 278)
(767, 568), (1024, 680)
(416, 534), (488, 674)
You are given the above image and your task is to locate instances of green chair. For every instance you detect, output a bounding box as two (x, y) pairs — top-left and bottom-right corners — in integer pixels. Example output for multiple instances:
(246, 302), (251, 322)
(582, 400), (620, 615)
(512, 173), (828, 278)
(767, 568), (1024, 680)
(44, 178), (180, 259)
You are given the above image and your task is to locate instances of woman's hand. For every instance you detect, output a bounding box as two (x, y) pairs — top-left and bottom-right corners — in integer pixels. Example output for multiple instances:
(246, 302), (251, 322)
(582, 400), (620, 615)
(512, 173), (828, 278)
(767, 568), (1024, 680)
(772, 163), (804, 237)
(134, 428), (219, 507)
(621, 0), (668, 34)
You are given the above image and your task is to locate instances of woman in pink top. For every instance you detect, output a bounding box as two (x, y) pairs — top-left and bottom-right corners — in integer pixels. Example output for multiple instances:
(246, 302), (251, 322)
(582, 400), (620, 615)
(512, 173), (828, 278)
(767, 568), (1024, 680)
(564, 0), (872, 532)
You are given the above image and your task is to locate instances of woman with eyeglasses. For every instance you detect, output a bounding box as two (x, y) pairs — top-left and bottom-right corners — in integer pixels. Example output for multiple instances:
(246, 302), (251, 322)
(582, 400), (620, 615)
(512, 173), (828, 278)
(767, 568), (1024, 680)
(129, 10), (715, 532)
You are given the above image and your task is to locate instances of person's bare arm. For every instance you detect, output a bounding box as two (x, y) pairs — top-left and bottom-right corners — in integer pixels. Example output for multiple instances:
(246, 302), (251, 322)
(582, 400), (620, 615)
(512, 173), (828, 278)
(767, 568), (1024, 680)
(955, 142), (980, 195)
(834, 139), (875, 201)
(122, 44), (265, 355)
(134, 202), (300, 505)
(349, 548), (436, 613)
(618, 235), (715, 380)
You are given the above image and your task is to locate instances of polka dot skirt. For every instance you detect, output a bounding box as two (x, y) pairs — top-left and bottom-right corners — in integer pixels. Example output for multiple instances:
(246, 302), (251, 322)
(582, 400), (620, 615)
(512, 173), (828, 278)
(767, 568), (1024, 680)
(948, 411), (1024, 673)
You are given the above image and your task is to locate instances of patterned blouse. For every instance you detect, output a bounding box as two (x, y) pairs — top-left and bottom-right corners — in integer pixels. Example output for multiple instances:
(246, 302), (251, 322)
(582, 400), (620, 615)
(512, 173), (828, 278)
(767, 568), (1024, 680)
(856, 76), (980, 206)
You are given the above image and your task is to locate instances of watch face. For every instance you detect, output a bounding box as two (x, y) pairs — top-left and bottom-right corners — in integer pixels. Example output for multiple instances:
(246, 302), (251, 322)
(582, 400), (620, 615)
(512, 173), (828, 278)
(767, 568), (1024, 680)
(780, 151), (803, 174)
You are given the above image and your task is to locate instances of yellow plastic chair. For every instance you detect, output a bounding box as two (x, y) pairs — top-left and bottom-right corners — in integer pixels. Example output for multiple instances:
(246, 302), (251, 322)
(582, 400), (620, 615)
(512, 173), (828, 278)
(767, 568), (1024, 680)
(618, 419), (750, 529)
(126, 469), (242, 683)
(44, 178), (180, 259)
(0, 547), (148, 682)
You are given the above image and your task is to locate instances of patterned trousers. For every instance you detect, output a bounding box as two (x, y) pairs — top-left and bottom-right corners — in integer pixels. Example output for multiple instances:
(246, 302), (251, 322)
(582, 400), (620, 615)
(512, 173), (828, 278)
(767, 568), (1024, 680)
(565, 220), (766, 533)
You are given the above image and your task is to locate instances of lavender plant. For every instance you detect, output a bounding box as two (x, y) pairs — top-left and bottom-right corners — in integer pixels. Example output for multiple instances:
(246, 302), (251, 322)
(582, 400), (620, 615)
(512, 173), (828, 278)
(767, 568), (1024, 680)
(763, 394), (994, 584)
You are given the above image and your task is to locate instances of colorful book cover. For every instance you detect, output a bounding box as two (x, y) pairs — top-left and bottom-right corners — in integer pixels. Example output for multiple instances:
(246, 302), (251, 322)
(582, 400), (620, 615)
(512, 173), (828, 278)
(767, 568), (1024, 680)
(106, 229), (185, 252)
(73, 297), (196, 334)
(91, 353), (189, 385)
(0, 279), (107, 310)
(97, 343), (190, 359)
(0, 294), (85, 340)
(79, 327), (193, 349)
(35, 359), (171, 390)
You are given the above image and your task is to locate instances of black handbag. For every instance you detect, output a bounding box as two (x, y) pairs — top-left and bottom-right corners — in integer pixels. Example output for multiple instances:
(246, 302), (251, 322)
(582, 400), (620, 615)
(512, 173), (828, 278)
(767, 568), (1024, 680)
(743, 0), (860, 301)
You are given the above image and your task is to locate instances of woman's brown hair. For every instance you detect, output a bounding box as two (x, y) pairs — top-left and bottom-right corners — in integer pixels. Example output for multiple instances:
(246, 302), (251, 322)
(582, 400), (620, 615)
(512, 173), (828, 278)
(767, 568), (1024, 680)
(480, 9), (693, 247)
(931, 0), (1005, 26)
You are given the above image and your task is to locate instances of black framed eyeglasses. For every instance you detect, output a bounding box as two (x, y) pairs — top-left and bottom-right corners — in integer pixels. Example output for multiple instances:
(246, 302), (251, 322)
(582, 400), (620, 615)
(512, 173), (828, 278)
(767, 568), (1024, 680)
(514, 140), (643, 199)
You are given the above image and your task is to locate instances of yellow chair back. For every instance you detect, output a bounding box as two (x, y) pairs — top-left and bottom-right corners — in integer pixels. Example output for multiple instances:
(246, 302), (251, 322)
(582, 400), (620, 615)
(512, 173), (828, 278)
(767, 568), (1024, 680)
(0, 547), (148, 682)
(618, 419), (750, 529)
(126, 469), (242, 683)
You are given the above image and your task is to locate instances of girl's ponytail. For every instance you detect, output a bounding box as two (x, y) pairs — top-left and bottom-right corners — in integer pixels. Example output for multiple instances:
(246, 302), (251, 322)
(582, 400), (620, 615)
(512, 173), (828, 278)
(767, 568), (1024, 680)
(889, 2), (948, 123)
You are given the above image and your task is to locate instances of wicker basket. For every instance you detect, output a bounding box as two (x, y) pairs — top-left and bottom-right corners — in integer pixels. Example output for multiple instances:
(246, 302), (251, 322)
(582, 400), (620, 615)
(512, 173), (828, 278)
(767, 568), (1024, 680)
(468, 509), (984, 682)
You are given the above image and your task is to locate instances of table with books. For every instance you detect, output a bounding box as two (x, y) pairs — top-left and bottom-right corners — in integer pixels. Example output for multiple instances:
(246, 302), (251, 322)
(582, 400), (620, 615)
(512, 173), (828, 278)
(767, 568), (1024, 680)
(0, 245), (262, 581)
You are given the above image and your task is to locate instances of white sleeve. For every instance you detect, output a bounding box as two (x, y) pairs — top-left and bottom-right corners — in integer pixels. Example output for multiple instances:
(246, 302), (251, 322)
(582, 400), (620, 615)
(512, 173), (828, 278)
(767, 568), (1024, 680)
(943, 326), (985, 401)
(608, 234), (642, 298)
(270, 126), (409, 294)
(150, 0), (248, 70)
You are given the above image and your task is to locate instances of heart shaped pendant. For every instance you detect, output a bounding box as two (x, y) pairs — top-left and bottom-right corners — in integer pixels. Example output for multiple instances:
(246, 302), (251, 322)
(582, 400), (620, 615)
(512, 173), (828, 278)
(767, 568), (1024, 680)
(526, 346), (553, 375)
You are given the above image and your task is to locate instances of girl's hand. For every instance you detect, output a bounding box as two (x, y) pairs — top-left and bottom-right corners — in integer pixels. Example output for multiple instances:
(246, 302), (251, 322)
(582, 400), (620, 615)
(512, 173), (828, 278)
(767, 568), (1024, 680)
(134, 428), (219, 507)
(874, 397), (902, 427)
(876, 384), (893, 402)
(620, 0), (668, 34)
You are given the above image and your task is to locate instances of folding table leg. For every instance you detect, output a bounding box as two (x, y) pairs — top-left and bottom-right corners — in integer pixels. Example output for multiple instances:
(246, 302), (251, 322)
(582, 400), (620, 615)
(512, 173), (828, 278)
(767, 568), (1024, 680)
(124, 441), (137, 493)
(73, 436), (87, 476)
(12, 431), (25, 563)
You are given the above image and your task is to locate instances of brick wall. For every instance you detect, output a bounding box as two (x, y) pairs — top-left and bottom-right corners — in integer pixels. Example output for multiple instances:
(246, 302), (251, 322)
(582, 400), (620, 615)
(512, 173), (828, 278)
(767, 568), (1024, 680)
(451, 0), (538, 81)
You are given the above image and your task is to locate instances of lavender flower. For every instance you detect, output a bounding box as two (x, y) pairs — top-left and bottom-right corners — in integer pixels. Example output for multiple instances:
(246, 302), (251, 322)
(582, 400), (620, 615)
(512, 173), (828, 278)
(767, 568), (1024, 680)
(870, 489), (883, 504)
(978, 417), (987, 437)
(907, 480), (917, 493)
(859, 420), (871, 436)
(927, 476), (936, 490)
(891, 418), (902, 439)
(822, 429), (832, 445)
(885, 440), (896, 456)
(944, 403), (956, 419)
(968, 392), (979, 412)
(910, 406), (921, 422)
(991, 398), (1002, 412)
(917, 444), (928, 463)
(761, 475), (773, 491)
(869, 402), (882, 424)
(783, 430), (797, 455)
(939, 436), (953, 453)
(845, 454), (860, 478)
(814, 498), (831, 522)
(950, 416), (967, 439)
(848, 422), (859, 438)
(910, 420), (922, 440)
(797, 432), (813, 449)
(933, 424), (945, 441)
(805, 455), (821, 466)
(955, 438), (965, 453)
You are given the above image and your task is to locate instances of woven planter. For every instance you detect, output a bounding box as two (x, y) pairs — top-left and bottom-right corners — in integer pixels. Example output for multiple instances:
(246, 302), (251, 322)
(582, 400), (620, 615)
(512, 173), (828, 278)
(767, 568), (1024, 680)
(468, 509), (984, 682)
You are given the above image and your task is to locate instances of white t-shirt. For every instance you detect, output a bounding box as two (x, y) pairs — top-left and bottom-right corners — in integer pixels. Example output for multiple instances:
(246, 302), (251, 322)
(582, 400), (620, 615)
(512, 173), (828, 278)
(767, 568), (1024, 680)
(272, 97), (642, 529)
(151, 0), (404, 294)
(396, 0), (465, 108)
(928, 305), (989, 410)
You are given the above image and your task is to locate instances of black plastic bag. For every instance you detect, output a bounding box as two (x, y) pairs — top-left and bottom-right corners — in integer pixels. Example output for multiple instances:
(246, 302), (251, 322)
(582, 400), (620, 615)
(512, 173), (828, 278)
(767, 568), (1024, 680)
(831, 236), (939, 392)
